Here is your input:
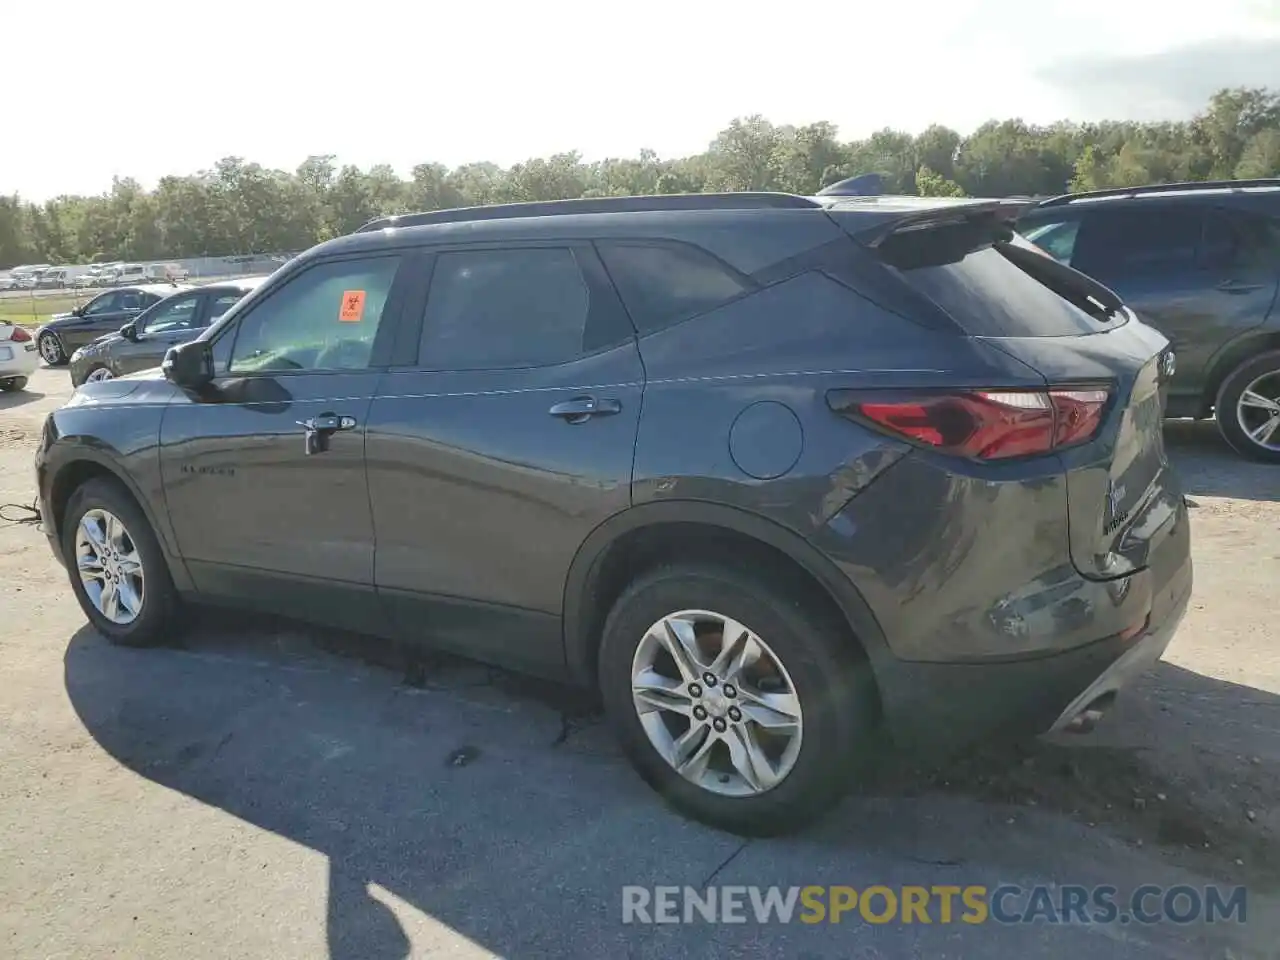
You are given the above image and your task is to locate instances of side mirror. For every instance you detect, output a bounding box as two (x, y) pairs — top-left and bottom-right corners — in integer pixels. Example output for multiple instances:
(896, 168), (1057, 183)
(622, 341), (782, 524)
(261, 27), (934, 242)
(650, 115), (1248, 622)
(120, 321), (138, 341)
(71, 305), (85, 317)
(162, 339), (214, 389)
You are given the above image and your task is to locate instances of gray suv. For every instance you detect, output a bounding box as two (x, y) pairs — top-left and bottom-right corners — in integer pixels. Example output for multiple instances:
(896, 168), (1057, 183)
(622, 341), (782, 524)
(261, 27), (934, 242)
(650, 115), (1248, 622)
(1017, 179), (1280, 462)
(34, 192), (1192, 835)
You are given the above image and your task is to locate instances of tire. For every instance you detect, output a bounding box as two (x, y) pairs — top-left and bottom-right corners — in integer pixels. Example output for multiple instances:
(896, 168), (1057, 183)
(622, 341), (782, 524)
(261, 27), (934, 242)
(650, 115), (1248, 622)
(61, 477), (180, 647)
(597, 562), (880, 836)
(0, 377), (26, 392)
(38, 332), (66, 366)
(1214, 350), (1280, 464)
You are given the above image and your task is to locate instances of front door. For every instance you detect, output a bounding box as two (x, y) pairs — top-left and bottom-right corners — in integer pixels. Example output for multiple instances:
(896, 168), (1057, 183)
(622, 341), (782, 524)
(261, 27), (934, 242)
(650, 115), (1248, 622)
(118, 289), (207, 376)
(366, 244), (643, 675)
(159, 253), (411, 631)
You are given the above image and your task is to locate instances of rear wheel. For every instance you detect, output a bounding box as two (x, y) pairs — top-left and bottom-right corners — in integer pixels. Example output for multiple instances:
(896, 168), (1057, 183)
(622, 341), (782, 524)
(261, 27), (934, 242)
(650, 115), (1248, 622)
(62, 478), (180, 647)
(1215, 350), (1280, 463)
(597, 563), (879, 836)
(0, 377), (26, 392)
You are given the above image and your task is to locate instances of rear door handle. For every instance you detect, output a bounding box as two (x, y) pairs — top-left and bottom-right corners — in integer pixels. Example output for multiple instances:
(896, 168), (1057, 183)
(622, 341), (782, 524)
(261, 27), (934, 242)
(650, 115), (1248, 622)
(1215, 279), (1266, 295)
(297, 411), (358, 455)
(548, 396), (622, 424)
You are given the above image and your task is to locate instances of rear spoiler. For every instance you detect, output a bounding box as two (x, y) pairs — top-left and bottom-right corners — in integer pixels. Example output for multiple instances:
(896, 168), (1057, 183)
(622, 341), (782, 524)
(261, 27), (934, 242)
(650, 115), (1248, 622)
(845, 198), (1034, 247)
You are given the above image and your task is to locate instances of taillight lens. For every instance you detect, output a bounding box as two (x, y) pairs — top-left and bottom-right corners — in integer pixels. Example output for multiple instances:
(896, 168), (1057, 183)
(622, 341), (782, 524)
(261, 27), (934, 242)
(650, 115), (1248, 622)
(830, 387), (1110, 460)
(9, 325), (32, 342)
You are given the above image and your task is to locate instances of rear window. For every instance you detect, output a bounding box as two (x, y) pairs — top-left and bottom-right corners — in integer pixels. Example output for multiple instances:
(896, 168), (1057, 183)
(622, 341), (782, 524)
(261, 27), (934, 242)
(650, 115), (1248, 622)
(881, 223), (1124, 338)
(597, 241), (753, 335)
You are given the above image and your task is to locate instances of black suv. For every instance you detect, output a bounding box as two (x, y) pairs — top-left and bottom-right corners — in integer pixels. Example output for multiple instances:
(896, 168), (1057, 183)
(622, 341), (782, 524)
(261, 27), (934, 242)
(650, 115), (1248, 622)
(35, 193), (1192, 835)
(1017, 179), (1280, 462)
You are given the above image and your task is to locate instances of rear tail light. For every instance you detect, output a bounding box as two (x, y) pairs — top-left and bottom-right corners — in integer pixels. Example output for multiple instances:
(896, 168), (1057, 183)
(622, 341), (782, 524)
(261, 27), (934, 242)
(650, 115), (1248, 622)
(829, 387), (1111, 461)
(8, 325), (31, 342)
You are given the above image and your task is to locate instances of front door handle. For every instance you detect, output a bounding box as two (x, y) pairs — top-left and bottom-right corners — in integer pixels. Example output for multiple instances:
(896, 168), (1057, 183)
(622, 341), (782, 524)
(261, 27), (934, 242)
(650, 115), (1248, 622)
(297, 412), (358, 455)
(548, 396), (622, 424)
(1216, 279), (1266, 295)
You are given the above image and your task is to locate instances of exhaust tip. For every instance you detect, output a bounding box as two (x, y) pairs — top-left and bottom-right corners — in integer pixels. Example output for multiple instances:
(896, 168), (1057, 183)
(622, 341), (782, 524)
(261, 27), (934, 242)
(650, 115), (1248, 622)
(1061, 692), (1116, 735)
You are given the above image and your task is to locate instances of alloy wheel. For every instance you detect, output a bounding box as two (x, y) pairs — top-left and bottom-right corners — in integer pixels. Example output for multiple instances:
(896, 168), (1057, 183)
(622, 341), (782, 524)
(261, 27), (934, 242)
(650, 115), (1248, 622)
(75, 508), (145, 625)
(1235, 371), (1280, 452)
(630, 609), (804, 797)
(39, 334), (62, 364)
(86, 367), (115, 383)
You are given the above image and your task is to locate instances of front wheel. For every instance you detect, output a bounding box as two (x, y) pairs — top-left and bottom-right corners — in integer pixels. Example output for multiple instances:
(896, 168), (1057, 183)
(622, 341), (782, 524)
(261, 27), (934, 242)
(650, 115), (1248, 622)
(1215, 350), (1280, 463)
(62, 477), (181, 647)
(0, 377), (27, 392)
(597, 563), (880, 836)
(84, 366), (116, 383)
(38, 332), (66, 366)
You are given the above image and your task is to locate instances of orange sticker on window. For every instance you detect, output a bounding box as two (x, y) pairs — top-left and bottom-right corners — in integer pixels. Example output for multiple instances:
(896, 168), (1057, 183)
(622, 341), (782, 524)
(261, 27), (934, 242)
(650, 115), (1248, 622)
(339, 290), (366, 322)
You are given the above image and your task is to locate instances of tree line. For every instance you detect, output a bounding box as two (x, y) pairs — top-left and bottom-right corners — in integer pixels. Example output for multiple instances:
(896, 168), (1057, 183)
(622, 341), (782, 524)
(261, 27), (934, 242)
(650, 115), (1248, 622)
(3, 87), (1279, 269)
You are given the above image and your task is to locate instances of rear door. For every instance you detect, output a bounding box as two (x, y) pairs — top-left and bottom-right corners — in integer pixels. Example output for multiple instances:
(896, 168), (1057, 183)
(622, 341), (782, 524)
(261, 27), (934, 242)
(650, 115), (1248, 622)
(1068, 203), (1279, 408)
(366, 243), (643, 675)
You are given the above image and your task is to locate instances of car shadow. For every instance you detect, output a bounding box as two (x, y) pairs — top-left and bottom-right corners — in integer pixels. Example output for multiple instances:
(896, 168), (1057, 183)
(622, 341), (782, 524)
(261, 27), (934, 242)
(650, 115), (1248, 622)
(62, 617), (1280, 958)
(0, 386), (44, 410)
(1164, 419), (1279, 502)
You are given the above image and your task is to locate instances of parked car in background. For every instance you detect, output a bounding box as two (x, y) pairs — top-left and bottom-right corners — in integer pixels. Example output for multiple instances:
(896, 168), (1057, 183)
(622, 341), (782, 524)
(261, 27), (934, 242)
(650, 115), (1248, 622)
(35, 284), (186, 365)
(103, 263), (148, 287)
(1017, 178), (1280, 462)
(0, 275), (16, 291)
(34, 192), (1190, 835)
(10, 264), (51, 289)
(143, 262), (189, 283)
(69, 276), (267, 385)
(74, 269), (101, 288)
(36, 267), (71, 289)
(0, 321), (38, 391)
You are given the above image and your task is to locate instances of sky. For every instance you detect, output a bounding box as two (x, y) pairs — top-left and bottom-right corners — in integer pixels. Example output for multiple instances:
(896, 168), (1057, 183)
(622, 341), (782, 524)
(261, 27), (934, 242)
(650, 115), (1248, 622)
(4, 0), (1280, 202)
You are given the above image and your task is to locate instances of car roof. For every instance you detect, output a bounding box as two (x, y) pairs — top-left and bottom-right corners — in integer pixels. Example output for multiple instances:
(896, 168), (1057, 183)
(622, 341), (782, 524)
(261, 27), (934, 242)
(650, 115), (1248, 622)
(1023, 179), (1280, 219)
(201, 275), (270, 294)
(128, 283), (195, 295)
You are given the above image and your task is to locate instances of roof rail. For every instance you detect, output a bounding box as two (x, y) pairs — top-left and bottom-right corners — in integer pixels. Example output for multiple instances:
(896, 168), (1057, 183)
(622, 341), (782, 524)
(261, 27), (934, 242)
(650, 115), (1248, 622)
(353, 192), (820, 233)
(1038, 178), (1280, 207)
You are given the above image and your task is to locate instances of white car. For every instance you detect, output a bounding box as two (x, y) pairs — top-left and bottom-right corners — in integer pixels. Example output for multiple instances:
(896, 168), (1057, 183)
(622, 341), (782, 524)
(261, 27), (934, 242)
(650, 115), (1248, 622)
(0, 322), (39, 391)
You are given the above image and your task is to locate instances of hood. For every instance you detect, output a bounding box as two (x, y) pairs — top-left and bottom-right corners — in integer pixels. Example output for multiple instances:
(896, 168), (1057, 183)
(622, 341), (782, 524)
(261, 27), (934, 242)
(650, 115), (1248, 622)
(40, 311), (81, 330)
(66, 367), (183, 409)
(78, 332), (126, 353)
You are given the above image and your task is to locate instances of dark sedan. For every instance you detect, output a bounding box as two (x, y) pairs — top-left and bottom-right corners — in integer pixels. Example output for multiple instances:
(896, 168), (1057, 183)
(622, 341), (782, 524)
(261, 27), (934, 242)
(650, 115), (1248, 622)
(36, 284), (191, 366)
(69, 278), (268, 386)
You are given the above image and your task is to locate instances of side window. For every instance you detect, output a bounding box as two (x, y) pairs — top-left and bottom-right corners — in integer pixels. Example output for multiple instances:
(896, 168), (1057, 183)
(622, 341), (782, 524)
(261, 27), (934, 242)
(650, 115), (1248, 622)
(207, 293), (243, 324)
(1020, 220), (1080, 265)
(141, 295), (201, 335)
(1072, 208), (1203, 280)
(117, 290), (144, 311)
(417, 247), (589, 370)
(228, 256), (400, 374)
(596, 241), (751, 335)
(83, 292), (121, 316)
(1199, 210), (1279, 272)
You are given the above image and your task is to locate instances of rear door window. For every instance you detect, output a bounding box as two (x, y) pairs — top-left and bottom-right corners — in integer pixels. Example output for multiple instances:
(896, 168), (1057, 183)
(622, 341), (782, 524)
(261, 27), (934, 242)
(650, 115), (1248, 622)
(416, 247), (592, 370)
(596, 241), (752, 335)
(1071, 207), (1203, 281)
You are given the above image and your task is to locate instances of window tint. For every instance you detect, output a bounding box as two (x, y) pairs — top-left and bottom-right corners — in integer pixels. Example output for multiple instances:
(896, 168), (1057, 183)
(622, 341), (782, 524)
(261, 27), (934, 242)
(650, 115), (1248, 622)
(597, 241), (751, 335)
(895, 243), (1111, 337)
(417, 248), (589, 370)
(208, 293), (243, 322)
(228, 256), (399, 373)
(142, 295), (200, 334)
(83, 293), (120, 315)
(1072, 207), (1203, 279)
(1199, 210), (1279, 271)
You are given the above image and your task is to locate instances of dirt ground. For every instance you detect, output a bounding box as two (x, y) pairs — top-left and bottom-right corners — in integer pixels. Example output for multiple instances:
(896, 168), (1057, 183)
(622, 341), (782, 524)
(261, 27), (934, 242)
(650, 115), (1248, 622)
(1, 366), (1278, 959)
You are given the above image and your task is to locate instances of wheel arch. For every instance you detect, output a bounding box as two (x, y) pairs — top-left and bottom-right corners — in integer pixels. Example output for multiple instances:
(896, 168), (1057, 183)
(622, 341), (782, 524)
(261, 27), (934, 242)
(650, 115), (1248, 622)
(562, 500), (892, 688)
(46, 449), (193, 592)
(1203, 329), (1280, 417)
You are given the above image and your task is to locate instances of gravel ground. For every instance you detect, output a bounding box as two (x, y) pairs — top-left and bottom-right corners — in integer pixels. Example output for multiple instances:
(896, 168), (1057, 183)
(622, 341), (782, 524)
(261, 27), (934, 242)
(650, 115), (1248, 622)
(1, 367), (1278, 959)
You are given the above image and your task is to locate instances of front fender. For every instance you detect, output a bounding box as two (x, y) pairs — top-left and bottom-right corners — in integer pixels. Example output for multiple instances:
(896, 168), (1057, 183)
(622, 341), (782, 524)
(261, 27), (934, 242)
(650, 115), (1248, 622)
(39, 401), (193, 592)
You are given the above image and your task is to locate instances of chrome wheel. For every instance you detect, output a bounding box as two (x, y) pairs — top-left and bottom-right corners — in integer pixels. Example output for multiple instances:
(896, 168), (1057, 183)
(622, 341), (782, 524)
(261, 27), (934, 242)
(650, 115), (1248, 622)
(75, 508), (145, 625)
(85, 367), (115, 382)
(39, 334), (62, 364)
(1235, 371), (1280, 451)
(630, 609), (804, 797)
